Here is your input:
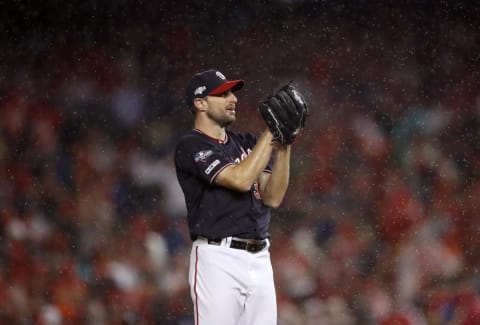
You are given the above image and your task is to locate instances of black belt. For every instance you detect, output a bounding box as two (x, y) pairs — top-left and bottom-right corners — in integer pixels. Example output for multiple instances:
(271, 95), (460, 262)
(207, 237), (267, 253)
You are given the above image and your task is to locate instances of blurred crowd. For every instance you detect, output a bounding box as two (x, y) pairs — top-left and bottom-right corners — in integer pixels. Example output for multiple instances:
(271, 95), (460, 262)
(1, 1), (480, 324)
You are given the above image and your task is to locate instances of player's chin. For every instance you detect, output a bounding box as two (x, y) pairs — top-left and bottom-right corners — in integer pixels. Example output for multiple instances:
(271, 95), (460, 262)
(221, 116), (235, 127)
(225, 111), (236, 121)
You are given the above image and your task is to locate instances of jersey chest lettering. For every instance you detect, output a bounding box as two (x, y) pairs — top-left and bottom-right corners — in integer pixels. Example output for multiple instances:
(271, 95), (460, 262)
(233, 148), (253, 164)
(232, 147), (262, 200)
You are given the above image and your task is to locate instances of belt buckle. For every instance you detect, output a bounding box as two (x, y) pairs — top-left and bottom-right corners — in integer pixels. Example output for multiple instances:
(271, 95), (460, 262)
(245, 242), (256, 253)
(245, 240), (266, 253)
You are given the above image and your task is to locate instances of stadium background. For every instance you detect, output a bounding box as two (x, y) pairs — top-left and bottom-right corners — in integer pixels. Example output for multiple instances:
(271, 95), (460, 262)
(1, 1), (480, 324)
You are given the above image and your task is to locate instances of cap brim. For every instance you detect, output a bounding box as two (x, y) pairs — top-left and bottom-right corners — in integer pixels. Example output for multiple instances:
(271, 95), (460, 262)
(209, 80), (244, 95)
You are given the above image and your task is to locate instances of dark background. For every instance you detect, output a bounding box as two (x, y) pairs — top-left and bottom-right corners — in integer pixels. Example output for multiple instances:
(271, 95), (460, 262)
(1, 1), (480, 324)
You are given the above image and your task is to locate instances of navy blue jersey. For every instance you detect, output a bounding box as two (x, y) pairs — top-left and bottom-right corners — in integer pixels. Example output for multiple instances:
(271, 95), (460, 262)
(174, 129), (273, 240)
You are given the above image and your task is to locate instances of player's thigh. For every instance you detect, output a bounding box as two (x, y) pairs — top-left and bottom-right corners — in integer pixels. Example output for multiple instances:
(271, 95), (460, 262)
(242, 251), (277, 325)
(189, 243), (246, 324)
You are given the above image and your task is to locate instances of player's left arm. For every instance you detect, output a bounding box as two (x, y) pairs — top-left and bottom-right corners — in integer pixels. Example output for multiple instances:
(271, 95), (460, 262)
(258, 144), (291, 208)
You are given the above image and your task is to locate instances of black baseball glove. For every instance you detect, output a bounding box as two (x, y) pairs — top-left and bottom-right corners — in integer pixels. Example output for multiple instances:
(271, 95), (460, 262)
(259, 82), (309, 145)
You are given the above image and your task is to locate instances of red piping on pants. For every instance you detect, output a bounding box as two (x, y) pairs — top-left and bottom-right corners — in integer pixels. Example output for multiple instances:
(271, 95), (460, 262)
(194, 246), (199, 325)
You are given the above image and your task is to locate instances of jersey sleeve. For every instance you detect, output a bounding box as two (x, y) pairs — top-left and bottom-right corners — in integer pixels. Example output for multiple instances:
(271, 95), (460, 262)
(175, 135), (235, 184)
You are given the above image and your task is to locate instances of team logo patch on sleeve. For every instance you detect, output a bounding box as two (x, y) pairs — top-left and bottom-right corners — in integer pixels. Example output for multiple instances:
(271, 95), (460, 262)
(194, 150), (213, 162)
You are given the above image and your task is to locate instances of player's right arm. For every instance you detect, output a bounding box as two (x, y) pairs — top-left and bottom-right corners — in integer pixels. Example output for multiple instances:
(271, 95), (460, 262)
(214, 129), (275, 192)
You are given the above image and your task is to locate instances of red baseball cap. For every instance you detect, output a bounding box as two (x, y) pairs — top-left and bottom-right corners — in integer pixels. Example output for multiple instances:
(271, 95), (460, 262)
(186, 69), (244, 106)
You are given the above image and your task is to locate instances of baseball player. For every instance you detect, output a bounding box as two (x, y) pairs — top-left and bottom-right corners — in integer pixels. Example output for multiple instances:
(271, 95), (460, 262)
(174, 69), (308, 324)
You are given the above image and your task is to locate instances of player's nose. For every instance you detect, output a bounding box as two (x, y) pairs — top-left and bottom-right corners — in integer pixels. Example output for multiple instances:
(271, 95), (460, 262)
(226, 91), (237, 103)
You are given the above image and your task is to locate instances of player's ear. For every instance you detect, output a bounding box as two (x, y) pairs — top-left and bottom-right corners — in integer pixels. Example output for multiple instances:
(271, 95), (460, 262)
(193, 97), (208, 112)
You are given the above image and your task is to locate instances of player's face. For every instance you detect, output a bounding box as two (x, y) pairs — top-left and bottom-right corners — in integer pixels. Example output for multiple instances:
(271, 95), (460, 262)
(205, 91), (238, 127)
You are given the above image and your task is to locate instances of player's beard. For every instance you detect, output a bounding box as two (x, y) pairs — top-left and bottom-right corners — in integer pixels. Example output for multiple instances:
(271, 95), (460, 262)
(207, 109), (235, 128)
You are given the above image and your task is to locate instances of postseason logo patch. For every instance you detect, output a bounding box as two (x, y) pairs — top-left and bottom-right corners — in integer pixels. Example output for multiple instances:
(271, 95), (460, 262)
(194, 150), (213, 163)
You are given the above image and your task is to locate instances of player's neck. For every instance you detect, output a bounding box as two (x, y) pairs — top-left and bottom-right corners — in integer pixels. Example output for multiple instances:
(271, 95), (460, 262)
(194, 121), (226, 142)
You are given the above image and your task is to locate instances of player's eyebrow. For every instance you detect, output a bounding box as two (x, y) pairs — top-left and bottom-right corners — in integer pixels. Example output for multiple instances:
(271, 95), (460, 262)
(209, 90), (232, 98)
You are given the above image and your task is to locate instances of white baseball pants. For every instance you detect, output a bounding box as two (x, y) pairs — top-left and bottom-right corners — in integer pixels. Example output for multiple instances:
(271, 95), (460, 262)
(189, 237), (277, 325)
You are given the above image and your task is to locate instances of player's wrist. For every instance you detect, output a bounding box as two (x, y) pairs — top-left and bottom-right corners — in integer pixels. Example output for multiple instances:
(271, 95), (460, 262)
(262, 129), (274, 141)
